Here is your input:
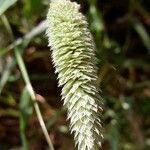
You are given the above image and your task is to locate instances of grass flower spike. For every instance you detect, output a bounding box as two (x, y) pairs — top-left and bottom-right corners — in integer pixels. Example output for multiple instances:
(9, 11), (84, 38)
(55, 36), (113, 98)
(46, 0), (103, 149)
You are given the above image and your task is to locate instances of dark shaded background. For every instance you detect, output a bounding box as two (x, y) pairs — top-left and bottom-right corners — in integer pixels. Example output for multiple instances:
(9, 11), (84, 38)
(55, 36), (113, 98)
(0, 0), (149, 149)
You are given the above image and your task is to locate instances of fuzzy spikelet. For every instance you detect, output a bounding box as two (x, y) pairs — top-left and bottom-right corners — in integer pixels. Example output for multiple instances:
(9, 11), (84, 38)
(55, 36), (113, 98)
(46, 0), (103, 149)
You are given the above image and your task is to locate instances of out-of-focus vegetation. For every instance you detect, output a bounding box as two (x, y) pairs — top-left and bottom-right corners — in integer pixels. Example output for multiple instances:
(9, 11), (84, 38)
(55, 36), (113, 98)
(0, 0), (149, 149)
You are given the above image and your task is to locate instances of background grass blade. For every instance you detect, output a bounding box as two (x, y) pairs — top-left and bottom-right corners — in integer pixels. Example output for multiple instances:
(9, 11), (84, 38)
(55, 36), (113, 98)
(0, 0), (18, 15)
(14, 47), (54, 150)
(0, 14), (54, 150)
(133, 18), (150, 52)
(0, 57), (15, 94)
(19, 87), (33, 150)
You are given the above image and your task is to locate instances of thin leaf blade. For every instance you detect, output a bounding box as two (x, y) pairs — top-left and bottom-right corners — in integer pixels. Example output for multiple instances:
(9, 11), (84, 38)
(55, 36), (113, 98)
(0, 0), (18, 16)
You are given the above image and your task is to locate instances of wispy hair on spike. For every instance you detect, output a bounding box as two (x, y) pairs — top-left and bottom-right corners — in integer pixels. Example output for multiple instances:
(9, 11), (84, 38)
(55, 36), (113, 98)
(46, 0), (103, 149)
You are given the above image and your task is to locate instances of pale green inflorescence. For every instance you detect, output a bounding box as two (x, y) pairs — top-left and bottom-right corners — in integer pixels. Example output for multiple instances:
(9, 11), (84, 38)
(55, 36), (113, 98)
(46, 0), (103, 149)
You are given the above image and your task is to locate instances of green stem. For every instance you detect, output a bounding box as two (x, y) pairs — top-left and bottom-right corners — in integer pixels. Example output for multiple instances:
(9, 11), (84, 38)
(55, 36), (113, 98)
(1, 14), (54, 150)
(14, 48), (54, 150)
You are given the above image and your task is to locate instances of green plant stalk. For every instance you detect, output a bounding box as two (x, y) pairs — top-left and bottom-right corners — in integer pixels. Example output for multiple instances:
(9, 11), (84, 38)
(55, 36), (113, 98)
(0, 20), (46, 95)
(1, 14), (54, 150)
(14, 48), (54, 150)
(20, 115), (29, 150)
(46, 0), (103, 149)
(0, 57), (16, 94)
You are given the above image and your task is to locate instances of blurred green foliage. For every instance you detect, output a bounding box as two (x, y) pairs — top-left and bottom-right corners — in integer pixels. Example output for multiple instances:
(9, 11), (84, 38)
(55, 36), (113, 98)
(0, 0), (149, 150)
